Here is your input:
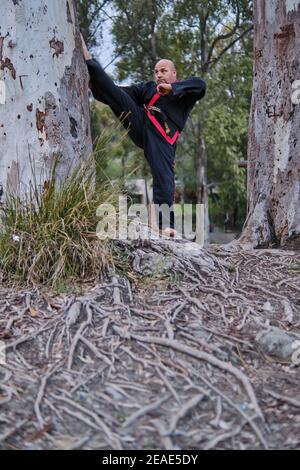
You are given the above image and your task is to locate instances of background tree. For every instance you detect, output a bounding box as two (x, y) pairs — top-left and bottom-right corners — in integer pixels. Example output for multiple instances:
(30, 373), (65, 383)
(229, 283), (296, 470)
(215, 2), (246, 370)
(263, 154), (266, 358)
(0, 0), (92, 198)
(240, 0), (300, 248)
(110, 0), (253, 235)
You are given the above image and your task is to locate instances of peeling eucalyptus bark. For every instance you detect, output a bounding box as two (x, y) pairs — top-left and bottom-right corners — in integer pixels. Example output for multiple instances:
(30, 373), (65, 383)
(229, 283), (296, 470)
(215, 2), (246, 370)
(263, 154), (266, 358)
(241, 0), (300, 248)
(0, 0), (92, 198)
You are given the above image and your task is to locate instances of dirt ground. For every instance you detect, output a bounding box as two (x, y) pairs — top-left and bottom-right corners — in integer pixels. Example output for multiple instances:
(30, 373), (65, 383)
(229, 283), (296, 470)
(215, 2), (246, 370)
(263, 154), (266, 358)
(0, 240), (300, 450)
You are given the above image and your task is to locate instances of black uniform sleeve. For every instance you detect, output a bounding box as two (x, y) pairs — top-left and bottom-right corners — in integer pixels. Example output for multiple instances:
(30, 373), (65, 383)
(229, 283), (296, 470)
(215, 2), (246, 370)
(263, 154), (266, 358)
(171, 77), (206, 101)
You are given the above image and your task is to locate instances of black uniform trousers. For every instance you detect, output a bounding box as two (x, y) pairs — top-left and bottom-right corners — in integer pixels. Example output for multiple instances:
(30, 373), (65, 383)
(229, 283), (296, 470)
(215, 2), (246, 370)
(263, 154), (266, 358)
(89, 63), (176, 229)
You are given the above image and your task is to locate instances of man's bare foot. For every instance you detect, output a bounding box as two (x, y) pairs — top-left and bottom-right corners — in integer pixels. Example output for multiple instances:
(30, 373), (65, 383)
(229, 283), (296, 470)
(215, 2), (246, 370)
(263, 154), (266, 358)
(161, 228), (177, 238)
(80, 33), (92, 61)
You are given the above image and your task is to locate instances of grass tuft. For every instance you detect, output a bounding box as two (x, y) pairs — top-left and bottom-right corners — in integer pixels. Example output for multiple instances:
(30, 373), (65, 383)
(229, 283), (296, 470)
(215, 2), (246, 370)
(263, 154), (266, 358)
(0, 128), (126, 287)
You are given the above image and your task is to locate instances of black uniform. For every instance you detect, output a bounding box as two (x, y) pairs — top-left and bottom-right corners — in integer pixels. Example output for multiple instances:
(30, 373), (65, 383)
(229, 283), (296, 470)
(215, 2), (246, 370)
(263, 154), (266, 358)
(86, 58), (206, 229)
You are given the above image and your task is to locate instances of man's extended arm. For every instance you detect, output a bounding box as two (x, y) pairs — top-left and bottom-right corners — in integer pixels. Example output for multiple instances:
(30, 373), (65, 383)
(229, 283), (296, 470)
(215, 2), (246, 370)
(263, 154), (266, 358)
(171, 77), (206, 101)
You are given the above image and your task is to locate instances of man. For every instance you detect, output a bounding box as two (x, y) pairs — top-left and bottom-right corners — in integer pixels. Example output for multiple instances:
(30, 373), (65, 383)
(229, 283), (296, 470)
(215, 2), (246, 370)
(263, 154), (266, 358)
(81, 35), (206, 237)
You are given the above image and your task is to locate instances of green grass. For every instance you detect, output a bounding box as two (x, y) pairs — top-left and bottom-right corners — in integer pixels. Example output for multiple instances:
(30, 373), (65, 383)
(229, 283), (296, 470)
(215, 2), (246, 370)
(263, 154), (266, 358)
(0, 129), (126, 288)
(288, 264), (300, 273)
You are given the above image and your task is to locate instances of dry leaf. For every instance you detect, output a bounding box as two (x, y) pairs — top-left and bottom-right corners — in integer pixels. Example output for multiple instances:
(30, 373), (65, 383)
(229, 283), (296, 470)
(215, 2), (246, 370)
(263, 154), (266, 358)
(29, 305), (38, 317)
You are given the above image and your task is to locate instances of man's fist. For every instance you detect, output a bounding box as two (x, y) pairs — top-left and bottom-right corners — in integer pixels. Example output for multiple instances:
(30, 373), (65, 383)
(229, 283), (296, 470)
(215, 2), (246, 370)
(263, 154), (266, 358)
(156, 83), (172, 95)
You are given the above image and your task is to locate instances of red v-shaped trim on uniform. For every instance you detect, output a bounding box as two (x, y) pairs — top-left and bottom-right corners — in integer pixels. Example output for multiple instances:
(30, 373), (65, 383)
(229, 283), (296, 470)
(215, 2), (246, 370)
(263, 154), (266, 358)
(145, 93), (180, 145)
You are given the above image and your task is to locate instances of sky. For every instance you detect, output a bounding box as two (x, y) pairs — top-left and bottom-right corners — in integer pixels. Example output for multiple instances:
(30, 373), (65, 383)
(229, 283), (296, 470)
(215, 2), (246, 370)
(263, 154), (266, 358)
(90, 5), (133, 85)
(92, 5), (117, 78)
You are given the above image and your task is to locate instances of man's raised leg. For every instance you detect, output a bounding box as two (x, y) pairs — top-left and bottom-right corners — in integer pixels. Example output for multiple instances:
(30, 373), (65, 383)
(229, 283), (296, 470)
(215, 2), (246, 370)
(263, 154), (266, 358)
(86, 59), (145, 149)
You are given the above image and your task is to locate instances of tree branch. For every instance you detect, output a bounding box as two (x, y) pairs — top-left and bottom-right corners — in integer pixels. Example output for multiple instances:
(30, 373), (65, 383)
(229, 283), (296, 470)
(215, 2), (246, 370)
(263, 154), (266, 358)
(206, 0), (240, 68)
(206, 25), (253, 70)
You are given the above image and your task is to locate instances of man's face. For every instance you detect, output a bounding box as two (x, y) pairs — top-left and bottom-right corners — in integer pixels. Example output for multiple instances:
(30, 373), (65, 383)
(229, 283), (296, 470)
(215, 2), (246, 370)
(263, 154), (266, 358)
(154, 60), (177, 84)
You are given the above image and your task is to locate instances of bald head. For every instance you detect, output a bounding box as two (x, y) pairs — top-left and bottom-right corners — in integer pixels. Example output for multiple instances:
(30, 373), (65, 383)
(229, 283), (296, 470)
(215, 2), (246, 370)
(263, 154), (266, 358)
(155, 59), (176, 71)
(154, 59), (177, 84)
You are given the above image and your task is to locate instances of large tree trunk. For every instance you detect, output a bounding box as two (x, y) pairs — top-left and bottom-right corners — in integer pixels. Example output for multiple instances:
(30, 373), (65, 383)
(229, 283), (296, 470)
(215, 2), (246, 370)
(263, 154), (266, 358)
(240, 0), (300, 248)
(194, 119), (210, 243)
(0, 0), (92, 198)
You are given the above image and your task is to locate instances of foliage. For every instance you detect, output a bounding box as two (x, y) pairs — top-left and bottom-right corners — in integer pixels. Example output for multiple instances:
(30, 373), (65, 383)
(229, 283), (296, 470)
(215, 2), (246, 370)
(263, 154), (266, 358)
(90, 101), (144, 181)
